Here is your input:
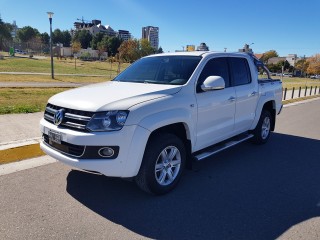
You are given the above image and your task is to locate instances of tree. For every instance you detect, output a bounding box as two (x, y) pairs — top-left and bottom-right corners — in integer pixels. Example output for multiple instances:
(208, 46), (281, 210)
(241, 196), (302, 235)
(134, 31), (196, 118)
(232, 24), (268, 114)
(62, 30), (71, 47)
(140, 38), (154, 57)
(0, 17), (12, 50)
(73, 30), (92, 49)
(306, 54), (320, 75)
(107, 36), (122, 56)
(278, 60), (291, 71)
(295, 58), (309, 76)
(97, 41), (107, 58)
(91, 32), (105, 50)
(17, 26), (39, 42)
(266, 63), (279, 73)
(118, 39), (140, 62)
(71, 41), (81, 54)
(40, 32), (50, 45)
(52, 28), (64, 44)
(157, 47), (163, 54)
(71, 41), (81, 69)
(261, 50), (279, 64)
(28, 36), (43, 53)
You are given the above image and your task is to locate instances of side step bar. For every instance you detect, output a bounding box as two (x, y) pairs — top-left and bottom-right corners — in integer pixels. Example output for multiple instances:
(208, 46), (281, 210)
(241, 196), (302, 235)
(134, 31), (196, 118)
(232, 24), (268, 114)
(193, 133), (254, 161)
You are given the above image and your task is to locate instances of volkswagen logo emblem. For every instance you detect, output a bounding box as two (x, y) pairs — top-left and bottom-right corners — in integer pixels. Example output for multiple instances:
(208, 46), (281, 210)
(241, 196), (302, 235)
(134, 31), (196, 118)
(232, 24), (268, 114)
(53, 109), (65, 126)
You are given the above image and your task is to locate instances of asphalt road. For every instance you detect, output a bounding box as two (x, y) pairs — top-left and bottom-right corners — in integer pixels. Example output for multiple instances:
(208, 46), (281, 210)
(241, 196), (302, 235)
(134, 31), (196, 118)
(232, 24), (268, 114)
(0, 99), (320, 240)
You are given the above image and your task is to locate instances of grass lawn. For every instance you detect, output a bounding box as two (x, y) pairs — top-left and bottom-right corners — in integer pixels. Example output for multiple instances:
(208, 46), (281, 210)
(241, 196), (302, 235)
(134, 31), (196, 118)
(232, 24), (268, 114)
(281, 77), (320, 90)
(0, 55), (129, 76)
(0, 88), (68, 114)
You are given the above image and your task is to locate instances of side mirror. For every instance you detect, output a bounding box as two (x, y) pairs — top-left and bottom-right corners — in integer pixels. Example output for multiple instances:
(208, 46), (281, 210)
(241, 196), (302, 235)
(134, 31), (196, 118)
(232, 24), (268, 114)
(201, 76), (225, 91)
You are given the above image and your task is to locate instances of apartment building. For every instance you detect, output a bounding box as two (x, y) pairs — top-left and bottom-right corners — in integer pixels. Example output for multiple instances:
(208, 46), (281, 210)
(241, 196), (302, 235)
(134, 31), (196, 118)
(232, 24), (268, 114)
(142, 26), (159, 50)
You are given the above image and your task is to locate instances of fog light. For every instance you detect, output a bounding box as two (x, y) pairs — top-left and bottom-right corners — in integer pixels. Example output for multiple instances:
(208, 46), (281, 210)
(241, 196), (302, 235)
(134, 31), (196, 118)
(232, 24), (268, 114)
(98, 147), (115, 158)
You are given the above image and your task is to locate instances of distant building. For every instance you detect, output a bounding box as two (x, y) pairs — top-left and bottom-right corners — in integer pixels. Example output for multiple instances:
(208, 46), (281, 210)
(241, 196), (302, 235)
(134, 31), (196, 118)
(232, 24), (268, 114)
(267, 54), (299, 66)
(286, 54), (298, 66)
(105, 25), (117, 37)
(142, 26), (159, 50)
(74, 20), (95, 31)
(11, 20), (18, 38)
(73, 19), (117, 37)
(197, 43), (209, 51)
(267, 57), (286, 65)
(118, 30), (131, 41)
(254, 53), (263, 60)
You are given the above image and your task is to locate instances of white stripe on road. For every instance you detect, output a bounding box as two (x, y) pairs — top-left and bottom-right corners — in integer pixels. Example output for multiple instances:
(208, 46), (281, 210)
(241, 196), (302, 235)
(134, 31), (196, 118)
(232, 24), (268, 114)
(0, 156), (57, 176)
(284, 97), (320, 108)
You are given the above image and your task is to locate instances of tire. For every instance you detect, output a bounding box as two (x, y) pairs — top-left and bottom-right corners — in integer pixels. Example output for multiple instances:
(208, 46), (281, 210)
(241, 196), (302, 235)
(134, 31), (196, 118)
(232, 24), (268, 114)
(251, 110), (272, 144)
(135, 133), (186, 195)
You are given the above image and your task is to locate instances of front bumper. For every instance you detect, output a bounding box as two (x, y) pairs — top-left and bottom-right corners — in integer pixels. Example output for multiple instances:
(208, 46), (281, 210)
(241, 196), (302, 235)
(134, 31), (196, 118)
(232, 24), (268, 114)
(40, 118), (150, 177)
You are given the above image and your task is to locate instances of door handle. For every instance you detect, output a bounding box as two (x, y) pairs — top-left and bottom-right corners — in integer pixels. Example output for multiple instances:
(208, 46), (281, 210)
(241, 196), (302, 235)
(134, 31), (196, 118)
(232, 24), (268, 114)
(250, 91), (258, 97)
(228, 96), (236, 102)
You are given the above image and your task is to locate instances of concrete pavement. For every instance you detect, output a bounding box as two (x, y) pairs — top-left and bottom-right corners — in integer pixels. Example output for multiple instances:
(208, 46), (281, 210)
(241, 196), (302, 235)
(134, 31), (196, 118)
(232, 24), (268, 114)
(0, 112), (42, 144)
(0, 112), (44, 163)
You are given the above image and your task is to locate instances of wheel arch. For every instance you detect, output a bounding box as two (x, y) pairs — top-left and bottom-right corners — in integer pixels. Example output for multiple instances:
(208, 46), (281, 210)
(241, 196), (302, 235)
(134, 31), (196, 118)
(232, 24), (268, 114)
(251, 100), (276, 131)
(261, 101), (276, 131)
(147, 123), (193, 170)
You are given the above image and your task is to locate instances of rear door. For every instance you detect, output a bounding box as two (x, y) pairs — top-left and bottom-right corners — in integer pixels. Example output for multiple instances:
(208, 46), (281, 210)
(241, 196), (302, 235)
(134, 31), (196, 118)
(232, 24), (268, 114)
(229, 57), (258, 133)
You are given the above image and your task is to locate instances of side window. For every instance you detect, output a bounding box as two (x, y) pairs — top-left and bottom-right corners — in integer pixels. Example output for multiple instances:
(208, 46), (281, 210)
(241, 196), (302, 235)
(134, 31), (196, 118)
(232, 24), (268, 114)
(229, 58), (252, 86)
(197, 57), (230, 92)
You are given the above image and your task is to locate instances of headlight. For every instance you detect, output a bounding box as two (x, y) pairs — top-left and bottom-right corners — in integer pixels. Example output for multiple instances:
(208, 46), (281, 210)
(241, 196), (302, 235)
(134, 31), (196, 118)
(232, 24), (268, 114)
(86, 111), (129, 132)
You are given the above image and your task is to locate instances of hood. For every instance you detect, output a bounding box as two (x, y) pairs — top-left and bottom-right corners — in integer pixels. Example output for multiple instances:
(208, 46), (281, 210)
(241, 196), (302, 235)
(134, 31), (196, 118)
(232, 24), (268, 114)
(49, 81), (181, 112)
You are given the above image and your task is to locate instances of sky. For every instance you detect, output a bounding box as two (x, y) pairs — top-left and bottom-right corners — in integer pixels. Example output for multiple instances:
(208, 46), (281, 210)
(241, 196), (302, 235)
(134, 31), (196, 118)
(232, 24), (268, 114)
(0, 0), (319, 57)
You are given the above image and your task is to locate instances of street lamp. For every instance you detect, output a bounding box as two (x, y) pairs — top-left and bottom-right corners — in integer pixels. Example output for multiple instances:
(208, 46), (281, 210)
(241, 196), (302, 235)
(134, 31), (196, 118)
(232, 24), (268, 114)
(47, 12), (54, 79)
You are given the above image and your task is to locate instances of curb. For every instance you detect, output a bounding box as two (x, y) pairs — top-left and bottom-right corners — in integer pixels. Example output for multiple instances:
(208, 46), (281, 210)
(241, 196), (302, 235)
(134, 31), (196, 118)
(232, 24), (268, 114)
(0, 138), (45, 164)
(0, 97), (319, 166)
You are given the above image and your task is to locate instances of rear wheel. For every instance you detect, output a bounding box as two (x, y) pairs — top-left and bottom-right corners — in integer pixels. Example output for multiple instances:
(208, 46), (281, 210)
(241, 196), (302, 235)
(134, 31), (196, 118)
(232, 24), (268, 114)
(135, 133), (186, 195)
(252, 110), (272, 144)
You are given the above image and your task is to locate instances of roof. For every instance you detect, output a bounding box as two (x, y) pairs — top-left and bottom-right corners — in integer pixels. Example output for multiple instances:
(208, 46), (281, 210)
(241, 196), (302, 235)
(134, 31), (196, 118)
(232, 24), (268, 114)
(146, 51), (252, 58)
(254, 53), (263, 59)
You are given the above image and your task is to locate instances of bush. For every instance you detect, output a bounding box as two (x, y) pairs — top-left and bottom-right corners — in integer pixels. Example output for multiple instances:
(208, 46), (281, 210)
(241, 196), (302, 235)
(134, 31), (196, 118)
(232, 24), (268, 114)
(80, 52), (91, 61)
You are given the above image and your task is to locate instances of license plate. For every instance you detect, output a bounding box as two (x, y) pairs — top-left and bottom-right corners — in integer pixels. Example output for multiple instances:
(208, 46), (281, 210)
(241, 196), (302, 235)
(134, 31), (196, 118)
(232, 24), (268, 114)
(48, 130), (62, 144)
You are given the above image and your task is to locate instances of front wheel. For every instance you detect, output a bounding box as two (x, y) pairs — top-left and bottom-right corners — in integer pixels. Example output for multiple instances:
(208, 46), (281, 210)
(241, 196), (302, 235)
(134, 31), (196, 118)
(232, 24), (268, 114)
(135, 133), (186, 195)
(251, 110), (272, 144)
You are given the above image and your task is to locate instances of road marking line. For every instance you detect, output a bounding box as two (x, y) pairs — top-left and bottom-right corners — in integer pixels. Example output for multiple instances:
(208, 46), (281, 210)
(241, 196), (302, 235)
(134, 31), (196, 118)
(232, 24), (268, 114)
(284, 97), (320, 108)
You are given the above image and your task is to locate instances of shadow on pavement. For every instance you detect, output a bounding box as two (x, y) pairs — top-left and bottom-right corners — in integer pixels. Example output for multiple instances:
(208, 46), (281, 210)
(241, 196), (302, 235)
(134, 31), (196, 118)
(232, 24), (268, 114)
(66, 133), (320, 239)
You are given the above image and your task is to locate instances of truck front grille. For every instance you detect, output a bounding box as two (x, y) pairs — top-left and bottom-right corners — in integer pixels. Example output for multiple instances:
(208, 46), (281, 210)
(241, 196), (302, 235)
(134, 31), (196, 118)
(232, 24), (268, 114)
(44, 103), (94, 132)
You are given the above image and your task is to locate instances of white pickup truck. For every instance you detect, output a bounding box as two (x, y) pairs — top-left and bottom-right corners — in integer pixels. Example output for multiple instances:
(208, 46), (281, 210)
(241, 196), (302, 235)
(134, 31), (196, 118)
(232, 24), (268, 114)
(40, 51), (282, 195)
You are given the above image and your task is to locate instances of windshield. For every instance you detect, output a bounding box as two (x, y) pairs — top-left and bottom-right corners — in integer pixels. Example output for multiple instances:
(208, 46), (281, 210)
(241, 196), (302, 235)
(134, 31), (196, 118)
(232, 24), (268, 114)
(113, 56), (202, 85)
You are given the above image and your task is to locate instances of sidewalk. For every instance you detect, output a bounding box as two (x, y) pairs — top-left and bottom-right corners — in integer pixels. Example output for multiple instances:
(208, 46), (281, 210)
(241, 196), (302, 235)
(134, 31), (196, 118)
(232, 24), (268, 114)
(0, 112), (44, 163)
(0, 112), (42, 145)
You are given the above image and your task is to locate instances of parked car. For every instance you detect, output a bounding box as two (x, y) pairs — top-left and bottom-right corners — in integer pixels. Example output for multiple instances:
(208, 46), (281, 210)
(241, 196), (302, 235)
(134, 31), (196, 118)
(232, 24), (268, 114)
(283, 73), (293, 77)
(40, 51), (283, 195)
(310, 75), (320, 79)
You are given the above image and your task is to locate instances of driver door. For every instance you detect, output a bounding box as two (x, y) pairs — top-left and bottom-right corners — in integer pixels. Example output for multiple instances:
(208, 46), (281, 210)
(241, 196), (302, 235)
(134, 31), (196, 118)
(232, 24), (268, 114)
(195, 57), (236, 151)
